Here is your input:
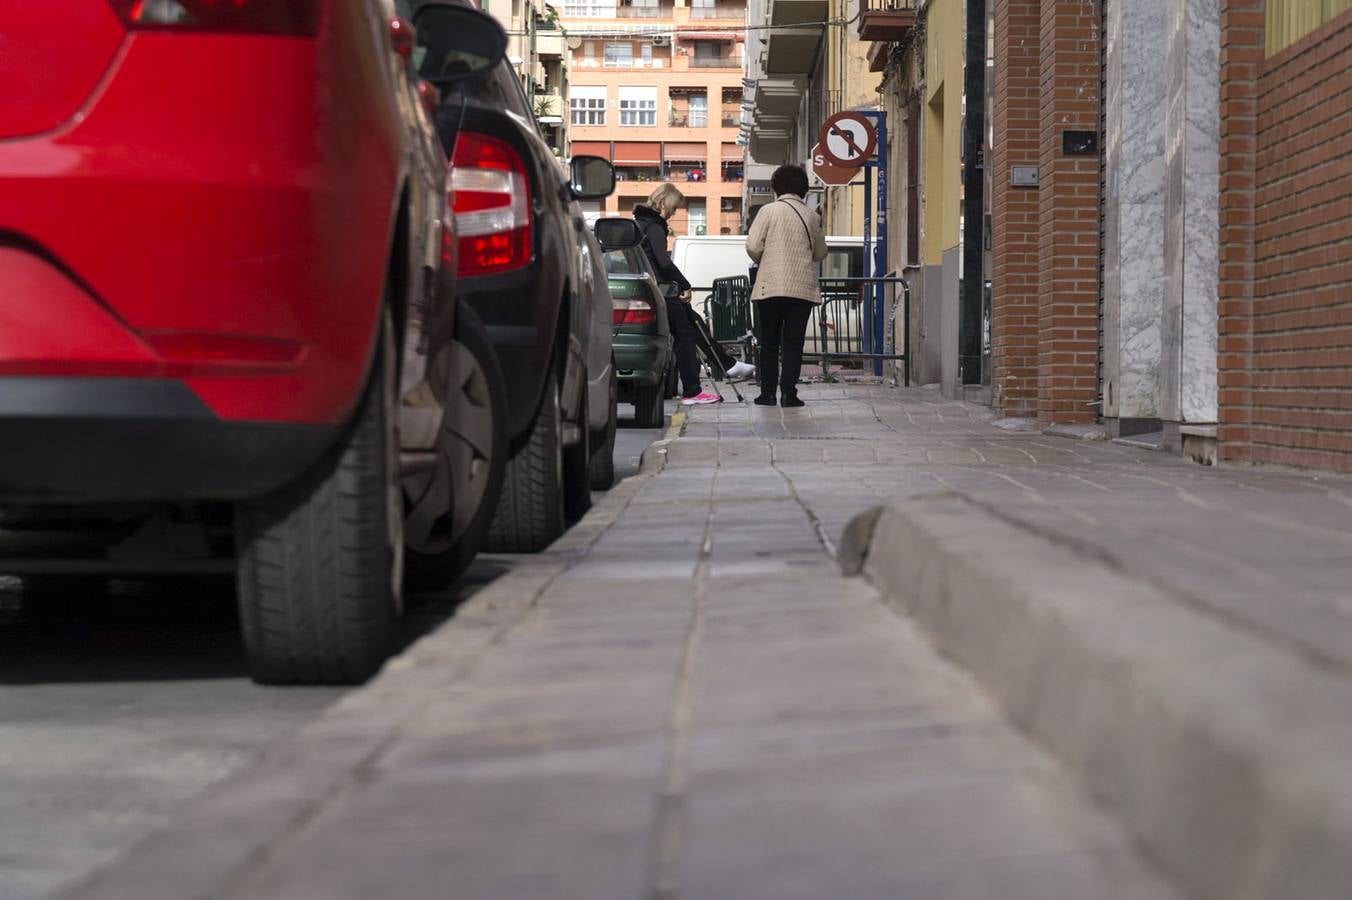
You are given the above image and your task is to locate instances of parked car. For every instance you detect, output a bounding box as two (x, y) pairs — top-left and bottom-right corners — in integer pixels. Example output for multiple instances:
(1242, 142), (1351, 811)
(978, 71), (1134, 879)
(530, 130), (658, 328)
(595, 221), (674, 428)
(0, 0), (507, 685)
(416, 1), (618, 552)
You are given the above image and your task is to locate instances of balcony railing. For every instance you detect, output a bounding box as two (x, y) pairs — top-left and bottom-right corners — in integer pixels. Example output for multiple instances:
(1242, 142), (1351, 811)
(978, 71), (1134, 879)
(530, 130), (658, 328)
(616, 5), (670, 17)
(857, 0), (918, 42)
(721, 113), (742, 127)
(690, 3), (745, 18)
(669, 113), (709, 127)
(690, 56), (742, 68)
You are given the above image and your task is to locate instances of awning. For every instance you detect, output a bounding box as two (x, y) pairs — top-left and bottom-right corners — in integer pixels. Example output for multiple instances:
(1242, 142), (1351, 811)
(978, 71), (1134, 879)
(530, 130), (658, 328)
(663, 142), (707, 161)
(571, 141), (611, 158)
(721, 144), (743, 161)
(677, 30), (738, 41)
(612, 141), (660, 165)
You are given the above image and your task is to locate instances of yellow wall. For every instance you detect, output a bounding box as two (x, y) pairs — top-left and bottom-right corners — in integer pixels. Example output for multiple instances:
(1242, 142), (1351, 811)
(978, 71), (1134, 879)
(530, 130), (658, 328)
(1267, 0), (1352, 55)
(922, 0), (963, 266)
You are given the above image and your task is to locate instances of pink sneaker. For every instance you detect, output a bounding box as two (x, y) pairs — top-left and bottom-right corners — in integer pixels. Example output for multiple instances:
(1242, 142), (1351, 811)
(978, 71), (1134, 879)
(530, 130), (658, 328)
(681, 392), (723, 406)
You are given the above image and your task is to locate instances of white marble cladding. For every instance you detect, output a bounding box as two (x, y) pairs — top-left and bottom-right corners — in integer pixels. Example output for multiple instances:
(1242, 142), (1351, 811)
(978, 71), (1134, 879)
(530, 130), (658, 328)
(1103, 0), (1167, 419)
(1162, 0), (1221, 424)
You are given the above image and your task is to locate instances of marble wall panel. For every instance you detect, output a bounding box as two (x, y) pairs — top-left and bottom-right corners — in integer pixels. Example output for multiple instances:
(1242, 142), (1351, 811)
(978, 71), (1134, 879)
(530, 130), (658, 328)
(1162, 0), (1221, 424)
(1181, 0), (1220, 423)
(1104, 0), (1168, 420)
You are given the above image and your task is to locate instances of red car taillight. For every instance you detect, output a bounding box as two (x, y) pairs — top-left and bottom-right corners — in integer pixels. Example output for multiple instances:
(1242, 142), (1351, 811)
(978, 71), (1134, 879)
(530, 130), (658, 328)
(450, 133), (532, 277)
(612, 298), (656, 325)
(106, 0), (324, 35)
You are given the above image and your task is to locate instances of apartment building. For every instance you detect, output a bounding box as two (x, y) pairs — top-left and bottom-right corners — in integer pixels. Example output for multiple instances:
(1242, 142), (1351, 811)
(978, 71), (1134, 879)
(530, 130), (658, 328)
(560, 0), (748, 235)
(484, 0), (571, 157)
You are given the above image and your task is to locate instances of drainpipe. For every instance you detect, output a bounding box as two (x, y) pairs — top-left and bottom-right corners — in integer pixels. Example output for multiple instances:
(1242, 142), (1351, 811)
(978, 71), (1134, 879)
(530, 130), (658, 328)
(959, 0), (987, 386)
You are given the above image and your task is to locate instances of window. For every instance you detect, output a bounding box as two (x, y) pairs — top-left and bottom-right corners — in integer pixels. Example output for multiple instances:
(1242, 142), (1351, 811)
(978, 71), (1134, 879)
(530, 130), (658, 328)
(618, 86), (656, 126)
(570, 86), (607, 126)
(688, 94), (707, 127)
(640, 43), (652, 66)
(687, 199), (707, 235)
(564, 0), (615, 15)
(604, 42), (634, 67)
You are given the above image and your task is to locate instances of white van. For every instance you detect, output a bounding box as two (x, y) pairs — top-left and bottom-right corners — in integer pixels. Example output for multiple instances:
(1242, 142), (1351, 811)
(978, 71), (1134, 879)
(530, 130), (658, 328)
(672, 235), (868, 307)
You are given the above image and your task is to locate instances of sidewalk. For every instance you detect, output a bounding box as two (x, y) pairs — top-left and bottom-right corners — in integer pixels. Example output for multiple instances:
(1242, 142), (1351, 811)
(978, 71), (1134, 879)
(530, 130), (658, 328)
(68, 385), (1352, 900)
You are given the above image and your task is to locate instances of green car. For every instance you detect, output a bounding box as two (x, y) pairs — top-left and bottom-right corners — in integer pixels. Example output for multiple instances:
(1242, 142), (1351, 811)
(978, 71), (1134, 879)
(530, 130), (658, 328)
(603, 241), (673, 428)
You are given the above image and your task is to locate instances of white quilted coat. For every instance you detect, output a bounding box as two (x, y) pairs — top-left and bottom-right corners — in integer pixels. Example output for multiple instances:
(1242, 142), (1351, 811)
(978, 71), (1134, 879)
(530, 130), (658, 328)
(746, 195), (829, 304)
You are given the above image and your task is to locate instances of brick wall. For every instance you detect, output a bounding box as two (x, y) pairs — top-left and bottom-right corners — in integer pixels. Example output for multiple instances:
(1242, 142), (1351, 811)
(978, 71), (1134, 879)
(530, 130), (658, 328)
(1036, 0), (1102, 425)
(1219, 9), (1352, 471)
(990, 0), (1041, 417)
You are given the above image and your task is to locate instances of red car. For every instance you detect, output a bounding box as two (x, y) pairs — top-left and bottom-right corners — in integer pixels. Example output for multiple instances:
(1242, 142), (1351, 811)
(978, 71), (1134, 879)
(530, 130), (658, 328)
(0, 1), (508, 683)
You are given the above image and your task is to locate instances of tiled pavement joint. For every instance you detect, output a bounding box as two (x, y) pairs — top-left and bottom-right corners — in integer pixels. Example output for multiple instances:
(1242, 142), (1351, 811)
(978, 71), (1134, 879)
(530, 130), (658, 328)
(643, 465), (715, 900)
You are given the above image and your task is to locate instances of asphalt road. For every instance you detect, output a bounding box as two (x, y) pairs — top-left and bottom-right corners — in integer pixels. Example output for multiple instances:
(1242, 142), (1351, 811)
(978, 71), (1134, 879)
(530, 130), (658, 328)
(0, 409), (665, 900)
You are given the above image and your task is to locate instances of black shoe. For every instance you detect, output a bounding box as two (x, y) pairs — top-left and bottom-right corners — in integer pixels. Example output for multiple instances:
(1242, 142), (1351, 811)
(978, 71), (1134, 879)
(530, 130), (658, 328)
(781, 394), (805, 408)
(754, 394), (777, 406)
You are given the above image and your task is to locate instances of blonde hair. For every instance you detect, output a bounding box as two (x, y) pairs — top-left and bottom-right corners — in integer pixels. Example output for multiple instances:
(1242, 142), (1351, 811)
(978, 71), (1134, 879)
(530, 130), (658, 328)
(646, 183), (685, 219)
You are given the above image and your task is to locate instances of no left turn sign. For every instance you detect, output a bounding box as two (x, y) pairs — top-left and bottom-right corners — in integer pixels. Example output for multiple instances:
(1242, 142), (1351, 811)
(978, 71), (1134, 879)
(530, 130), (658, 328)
(817, 111), (877, 168)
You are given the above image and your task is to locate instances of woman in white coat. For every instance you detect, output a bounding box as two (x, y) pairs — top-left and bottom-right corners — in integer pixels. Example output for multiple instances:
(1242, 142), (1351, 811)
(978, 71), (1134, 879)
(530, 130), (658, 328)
(745, 165), (830, 407)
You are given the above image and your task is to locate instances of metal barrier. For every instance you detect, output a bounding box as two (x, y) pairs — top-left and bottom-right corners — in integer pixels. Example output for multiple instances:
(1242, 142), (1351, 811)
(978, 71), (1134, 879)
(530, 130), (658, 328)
(701, 275), (911, 386)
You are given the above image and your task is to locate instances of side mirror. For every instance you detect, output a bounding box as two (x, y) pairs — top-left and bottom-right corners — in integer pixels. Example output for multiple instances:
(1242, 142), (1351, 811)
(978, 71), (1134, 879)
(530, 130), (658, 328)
(593, 217), (643, 251)
(571, 156), (616, 200)
(413, 4), (508, 85)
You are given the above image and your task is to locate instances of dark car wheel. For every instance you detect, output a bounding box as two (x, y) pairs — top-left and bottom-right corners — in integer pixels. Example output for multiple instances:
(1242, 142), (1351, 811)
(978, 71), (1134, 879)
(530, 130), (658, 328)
(634, 380), (665, 429)
(482, 369), (566, 553)
(589, 369), (617, 491)
(404, 307), (507, 593)
(563, 389), (592, 522)
(663, 359), (678, 399)
(235, 312), (401, 686)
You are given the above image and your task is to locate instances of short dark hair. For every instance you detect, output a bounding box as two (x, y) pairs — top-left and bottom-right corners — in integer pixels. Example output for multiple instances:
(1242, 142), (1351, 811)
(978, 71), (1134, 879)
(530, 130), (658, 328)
(771, 164), (810, 199)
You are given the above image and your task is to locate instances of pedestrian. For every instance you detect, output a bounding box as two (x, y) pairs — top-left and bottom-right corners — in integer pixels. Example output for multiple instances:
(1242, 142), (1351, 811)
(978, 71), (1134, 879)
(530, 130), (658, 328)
(746, 164), (829, 407)
(634, 184), (755, 406)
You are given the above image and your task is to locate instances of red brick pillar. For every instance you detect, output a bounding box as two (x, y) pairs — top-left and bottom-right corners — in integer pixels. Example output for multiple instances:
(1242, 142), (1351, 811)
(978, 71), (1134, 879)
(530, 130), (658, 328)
(990, 0), (1041, 417)
(1216, 0), (1263, 463)
(1036, 0), (1102, 425)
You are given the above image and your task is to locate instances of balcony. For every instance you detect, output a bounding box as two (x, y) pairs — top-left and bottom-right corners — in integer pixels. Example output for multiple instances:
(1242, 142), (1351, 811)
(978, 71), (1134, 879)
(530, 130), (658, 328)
(669, 112), (709, 127)
(765, 0), (827, 75)
(616, 4), (671, 17)
(536, 29), (567, 58)
(689, 2), (746, 19)
(856, 0), (917, 42)
(721, 112), (742, 127)
(690, 55), (742, 68)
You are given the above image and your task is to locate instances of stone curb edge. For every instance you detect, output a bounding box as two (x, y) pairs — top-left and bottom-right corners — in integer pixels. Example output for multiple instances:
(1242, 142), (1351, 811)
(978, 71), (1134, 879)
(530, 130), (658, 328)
(843, 494), (1352, 900)
(60, 466), (657, 900)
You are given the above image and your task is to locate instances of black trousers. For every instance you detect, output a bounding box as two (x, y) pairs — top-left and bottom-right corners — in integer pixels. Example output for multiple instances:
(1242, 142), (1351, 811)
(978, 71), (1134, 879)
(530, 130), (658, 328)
(756, 297), (814, 398)
(668, 300), (737, 398)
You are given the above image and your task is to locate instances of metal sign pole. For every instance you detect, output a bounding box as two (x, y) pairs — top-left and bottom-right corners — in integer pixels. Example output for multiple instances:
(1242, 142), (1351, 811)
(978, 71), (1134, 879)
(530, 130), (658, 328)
(865, 111), (889, 376)
(862, 162), (874, 376)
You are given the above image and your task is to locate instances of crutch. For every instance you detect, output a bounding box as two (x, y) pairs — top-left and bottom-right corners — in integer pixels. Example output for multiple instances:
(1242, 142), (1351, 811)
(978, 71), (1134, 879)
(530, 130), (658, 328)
(690, 305), (745, 403)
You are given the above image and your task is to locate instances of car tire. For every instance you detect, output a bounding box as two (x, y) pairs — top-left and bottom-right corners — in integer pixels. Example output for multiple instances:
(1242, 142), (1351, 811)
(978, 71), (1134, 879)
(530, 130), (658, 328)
(634, 380), (665, 429)
(235, 312), (401, 686)
(589, 369), (617, 491)
(482, 369), (565, 553)
(404, 306), (507, 593)
(663, 360), (678, 399)
(563, 389), (592, 522)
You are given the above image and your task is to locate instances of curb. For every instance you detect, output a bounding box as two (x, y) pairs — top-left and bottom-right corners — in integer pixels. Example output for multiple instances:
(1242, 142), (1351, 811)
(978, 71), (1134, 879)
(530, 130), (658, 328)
(638, 409), (686, 475)
(848, 494), (1352, 900)
(60, 471), (655, 900)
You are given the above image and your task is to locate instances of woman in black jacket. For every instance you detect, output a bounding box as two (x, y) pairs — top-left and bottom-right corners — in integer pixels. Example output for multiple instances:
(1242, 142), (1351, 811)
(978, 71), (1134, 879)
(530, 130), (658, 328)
(634, 184), (753, 406)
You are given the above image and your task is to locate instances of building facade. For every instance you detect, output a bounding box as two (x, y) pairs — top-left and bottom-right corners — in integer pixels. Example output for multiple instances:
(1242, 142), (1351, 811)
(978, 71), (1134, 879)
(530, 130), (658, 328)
(483, 0), (572, 157)
(984, 0), (1352, 470)
(559, 0), (748, 236)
